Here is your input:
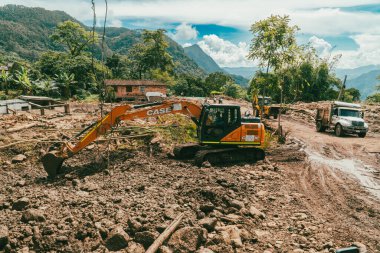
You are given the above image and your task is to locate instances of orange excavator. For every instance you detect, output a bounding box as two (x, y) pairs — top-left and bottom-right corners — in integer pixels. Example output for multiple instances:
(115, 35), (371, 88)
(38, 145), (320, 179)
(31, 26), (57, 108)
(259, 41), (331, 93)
(42, 99), (266, 177)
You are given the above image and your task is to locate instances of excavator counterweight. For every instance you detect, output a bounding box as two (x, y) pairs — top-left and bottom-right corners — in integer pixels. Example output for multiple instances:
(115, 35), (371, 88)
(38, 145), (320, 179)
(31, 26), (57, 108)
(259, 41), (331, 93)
(42, 99), (266, 177)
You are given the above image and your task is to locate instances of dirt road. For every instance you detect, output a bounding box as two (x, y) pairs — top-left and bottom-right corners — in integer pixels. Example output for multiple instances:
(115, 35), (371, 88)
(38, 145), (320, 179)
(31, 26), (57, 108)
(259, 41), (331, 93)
(268, 115), (380, 251)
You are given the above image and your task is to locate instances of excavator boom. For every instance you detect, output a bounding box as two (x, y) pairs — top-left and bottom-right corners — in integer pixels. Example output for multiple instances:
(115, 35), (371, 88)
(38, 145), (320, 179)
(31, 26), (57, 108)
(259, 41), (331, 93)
(42, 100), (202, 177)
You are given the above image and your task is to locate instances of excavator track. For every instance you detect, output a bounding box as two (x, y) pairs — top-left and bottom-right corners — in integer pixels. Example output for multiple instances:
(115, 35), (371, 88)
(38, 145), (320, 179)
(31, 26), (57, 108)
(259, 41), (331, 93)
(173, 143), (201, 159)
(194, 147), (265, 166)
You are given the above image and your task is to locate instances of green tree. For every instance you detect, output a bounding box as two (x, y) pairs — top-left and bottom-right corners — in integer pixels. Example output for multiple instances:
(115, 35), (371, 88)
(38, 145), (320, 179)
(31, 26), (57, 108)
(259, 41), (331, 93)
(248, 15), (299, 73)
(345, 88), (361, 102)
(204, 72), (233, 94)
(0, 69), (12, 95)
(142, 29), (174, 73)
(14, 66), (34, 94)
(222, 83), (247, 99)
(127, 43), (149, 79)
(50, 20), (98, 57)
(55, 72), (76, 99)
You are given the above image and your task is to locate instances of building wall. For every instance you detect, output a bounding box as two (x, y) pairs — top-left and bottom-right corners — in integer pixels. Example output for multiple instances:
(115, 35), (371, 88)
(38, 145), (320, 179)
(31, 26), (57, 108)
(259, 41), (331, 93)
(115, 85), (167, 99)
(0, 101), (31, 114)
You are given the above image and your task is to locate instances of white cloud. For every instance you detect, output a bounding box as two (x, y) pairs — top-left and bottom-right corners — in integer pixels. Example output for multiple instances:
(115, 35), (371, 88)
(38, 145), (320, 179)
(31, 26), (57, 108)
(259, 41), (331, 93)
(171, 23), (198, 41)
(182, 43), (192, 48)
(336, 34), (380, 68)
(309, 36), (332, 57)
(109, 19), (122, 27)
(197, 34), (253, 67)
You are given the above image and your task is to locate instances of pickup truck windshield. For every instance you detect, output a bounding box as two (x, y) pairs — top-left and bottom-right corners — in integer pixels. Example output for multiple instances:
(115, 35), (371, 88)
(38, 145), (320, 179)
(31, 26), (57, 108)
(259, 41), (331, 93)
(339, 109), (360, 118)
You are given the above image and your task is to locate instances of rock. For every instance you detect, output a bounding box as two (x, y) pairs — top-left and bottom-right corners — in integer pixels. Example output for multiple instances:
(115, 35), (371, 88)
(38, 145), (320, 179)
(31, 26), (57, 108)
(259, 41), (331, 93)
(228, 199), (244, 210)
(202, 161), (212, 168)
(168, 227), (207, 252)
(217, 225), (243, 248)
(127, 218), (142, 233)
(200, 203), (215, 213)
(159, 245), (173, 253)
(249, 206), (265, 219)
(221, 214), (240, 223)
(105, 226), (130, 251)
(254, 230), (271, 241)
(126, 241), (145, 253)
(21, 209), (46, 223)
(12, 154), (27, 163)
(80, 182), (99, 192)
(56, 236), (69, 244)
(199, 217), (217, 232)
(16, 180), (26, 187)
(0, 225), (9, 250)
(196, 247), (215, 253)
(135, 230), (159, 248)
(12, 197), (30, 211)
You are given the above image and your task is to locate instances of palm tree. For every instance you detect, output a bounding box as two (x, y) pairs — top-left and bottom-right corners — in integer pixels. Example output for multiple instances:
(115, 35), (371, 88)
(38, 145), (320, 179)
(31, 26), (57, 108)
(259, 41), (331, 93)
(55, 72), (76, 99)
(14, 66), (34, 95)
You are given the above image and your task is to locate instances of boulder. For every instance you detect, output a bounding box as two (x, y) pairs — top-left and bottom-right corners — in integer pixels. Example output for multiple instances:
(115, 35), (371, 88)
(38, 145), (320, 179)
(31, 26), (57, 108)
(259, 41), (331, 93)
(0, 225), (9, 250)
(105, 226), (130, 251)
(199, 203), (215, 213)
(12, 197), (30, 211)
(168, 227), (207, 252)
(21, 209), (46, 223)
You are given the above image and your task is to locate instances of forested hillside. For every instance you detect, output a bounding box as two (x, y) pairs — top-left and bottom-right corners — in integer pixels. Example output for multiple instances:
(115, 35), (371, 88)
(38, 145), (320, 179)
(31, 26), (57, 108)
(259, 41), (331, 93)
(0, 5), (205, 77)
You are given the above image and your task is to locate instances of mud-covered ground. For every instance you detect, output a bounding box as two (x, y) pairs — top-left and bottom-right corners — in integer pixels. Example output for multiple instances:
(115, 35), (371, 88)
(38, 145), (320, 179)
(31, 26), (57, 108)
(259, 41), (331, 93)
(0, 101), (379, 253)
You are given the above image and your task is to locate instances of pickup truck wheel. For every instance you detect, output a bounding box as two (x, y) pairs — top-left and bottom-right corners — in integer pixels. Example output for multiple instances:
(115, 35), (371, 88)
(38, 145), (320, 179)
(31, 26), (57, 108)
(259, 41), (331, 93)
(316, 121), (325, 132)
(335, 124), (344, 137)
(358, 132), (366, 138)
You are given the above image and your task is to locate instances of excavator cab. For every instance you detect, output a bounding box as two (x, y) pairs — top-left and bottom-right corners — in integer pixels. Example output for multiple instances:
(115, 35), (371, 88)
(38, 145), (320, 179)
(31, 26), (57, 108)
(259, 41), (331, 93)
(198, 105), (241, 142)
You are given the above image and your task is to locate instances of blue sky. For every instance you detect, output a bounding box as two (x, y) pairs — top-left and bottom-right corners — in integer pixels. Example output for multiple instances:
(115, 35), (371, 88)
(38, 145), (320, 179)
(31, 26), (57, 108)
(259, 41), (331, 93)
(2, 0), (380, 68)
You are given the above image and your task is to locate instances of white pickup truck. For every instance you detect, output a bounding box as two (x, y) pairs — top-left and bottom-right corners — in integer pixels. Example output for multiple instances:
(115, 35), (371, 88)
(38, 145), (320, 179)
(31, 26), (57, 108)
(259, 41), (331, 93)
(316, 101), (369, 137)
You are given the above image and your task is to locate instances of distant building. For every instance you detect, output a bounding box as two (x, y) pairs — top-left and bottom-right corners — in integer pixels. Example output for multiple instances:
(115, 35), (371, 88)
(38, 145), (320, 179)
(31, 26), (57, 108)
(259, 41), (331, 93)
(105, 79), (167, 102)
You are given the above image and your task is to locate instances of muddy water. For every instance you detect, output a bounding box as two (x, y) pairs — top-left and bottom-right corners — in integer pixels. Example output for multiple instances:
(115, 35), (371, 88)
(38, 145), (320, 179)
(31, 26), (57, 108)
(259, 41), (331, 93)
(305, 148), (380, 199)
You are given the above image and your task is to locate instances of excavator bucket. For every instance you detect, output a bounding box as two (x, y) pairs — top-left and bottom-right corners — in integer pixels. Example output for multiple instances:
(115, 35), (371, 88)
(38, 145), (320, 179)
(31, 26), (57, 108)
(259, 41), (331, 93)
(41, 152), (65, 178)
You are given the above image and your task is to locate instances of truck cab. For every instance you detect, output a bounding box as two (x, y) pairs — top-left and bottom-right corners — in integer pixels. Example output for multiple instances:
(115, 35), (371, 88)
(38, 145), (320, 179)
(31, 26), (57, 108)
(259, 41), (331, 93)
(316, 101), (369, 137)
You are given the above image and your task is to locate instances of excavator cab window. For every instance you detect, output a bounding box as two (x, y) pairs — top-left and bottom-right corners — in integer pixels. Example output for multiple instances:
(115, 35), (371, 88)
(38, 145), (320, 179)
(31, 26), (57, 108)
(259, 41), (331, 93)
(200, 105), (241, 142)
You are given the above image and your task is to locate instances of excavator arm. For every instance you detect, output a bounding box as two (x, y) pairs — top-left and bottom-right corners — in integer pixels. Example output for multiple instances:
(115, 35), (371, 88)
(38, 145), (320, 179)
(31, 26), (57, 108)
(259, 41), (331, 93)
(42, 100), (202, 177)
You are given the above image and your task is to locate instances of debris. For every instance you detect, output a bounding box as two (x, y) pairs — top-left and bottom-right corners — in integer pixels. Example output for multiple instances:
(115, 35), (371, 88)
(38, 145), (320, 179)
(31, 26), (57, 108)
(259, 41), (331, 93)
(168, 226), (207, 253)
(12, 197), (30, 211)
(0, 225), (9, 250)
(11, 154), (27, 163)
(146, 213), (184, 253)
(105, 226), (130, 251)
(21, 209), (46, 223)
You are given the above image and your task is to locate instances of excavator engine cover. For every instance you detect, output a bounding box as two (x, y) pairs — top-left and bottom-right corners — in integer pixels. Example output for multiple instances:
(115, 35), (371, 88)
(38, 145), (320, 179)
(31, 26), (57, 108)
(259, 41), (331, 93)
(41, 152), (65, 178)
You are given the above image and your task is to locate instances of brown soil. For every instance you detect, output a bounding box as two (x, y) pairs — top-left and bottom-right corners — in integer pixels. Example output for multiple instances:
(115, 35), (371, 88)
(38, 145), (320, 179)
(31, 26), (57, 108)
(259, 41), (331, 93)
(0, 101), (379, 253)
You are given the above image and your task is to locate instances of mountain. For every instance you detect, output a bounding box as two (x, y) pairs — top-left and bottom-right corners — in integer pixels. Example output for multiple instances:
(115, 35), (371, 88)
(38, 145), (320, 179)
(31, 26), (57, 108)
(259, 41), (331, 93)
(183, 44), (249, 86)
(0, 5), (205, 77)
(0, 5), (76, 60)
(335, 65), (380, 80)
(346, 70), (380, 99)
(184, 44), (223, 73)
(223, 67), (259, 79)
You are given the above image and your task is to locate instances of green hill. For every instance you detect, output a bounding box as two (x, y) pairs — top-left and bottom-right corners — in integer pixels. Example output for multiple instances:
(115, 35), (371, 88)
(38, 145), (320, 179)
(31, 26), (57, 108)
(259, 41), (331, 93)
(346, 69), (380, 99)
(184, 44), (223, 73)
(0, 4), (205, 76)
